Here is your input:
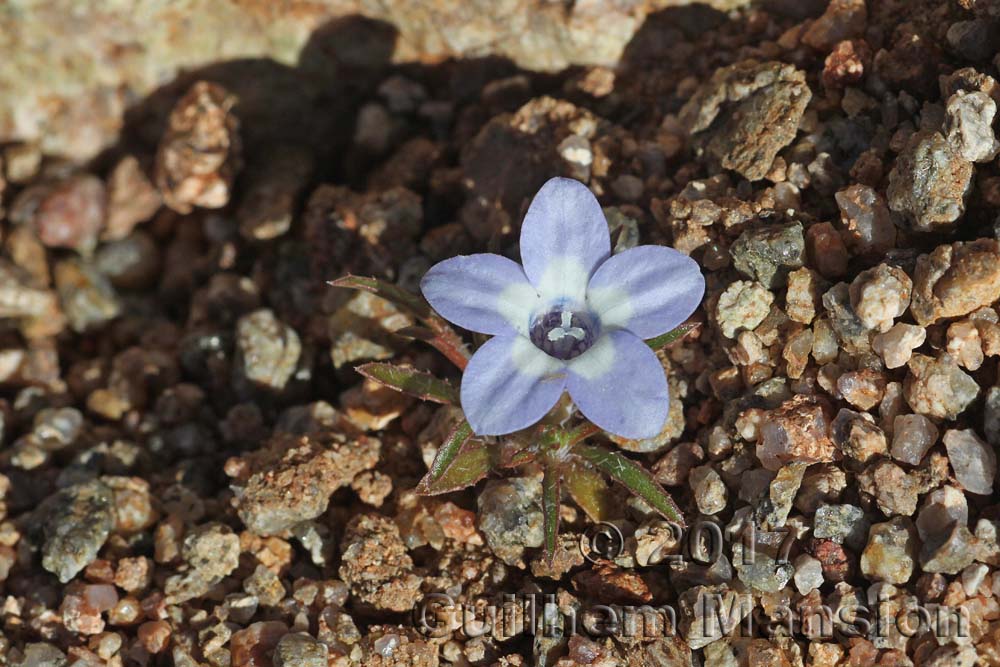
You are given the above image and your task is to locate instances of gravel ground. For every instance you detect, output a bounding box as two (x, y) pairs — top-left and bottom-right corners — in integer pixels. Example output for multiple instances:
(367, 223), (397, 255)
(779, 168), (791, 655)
(1, 1), (1000, 666)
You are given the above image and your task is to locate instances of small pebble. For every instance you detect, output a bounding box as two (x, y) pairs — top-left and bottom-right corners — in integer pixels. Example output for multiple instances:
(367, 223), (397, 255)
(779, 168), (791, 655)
(942, 428), (996, 495)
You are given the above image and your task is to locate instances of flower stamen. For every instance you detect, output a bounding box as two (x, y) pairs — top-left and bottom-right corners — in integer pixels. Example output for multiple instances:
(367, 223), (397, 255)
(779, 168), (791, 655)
(530, 308), (597, 360)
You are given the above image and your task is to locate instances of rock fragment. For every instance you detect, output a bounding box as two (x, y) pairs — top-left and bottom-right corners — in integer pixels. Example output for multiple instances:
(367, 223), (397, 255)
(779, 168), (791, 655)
(94, 232), (161, 290)
(459, 96), (601, 242)
(848, 263), (912, 332)
(155, 81), (241, 214)
(946, 19), (1000, 62)
(680, 61), (812, 181)
(785, 267), (822, 324)
(29, 175), (106, 254)
(327, 290), (413, 369)
(54, 259), (120, 333)
(942, 429), (996, 495)
(915, 486), (968, 543)
(910, 239), (1000, 325)
(801, 0), (867, 51)
(903, 354), (978, 420)
(716, 280), (773, 339)
(806, 222), (849, 279)
(890, 414), (938, 465)
(793, 554), (824, 595)
(733, 528), (794, 592)
(339, 514), (421, 612)
(759, 461), (806, 529)
(886, 131), (973, 232)
(689, 465), (728, 515)
(821, 282), (868, 353)
(104, 156), (161, 241)
(477, 477), (543, 567)
(236, 309), (301, 391)
(814, 504), (868, 550)
(237, 146), (314, 241)
(944, 91), (1000, 162)
(678, 585), (752, 649)
(274, 633), (328, 667)
(920, 523), (978, 574)
(36, 480), (115, 583)
(836, 370), (886, 411)
(730, 222), (805, 288)
(860, 517), (918, 585)
(873, 323), (926, 369)
(230, 621), (288, 667)
(945, 319), (984, 370)
(859, 460), (922, 517)
(757, 395), (836, 471)
(14, 644), (67, 667)
(164, 523), (240, 603)
(835, 185), (895, 256)
(230, 431), (380, 535)
(831, 409), (887, 463)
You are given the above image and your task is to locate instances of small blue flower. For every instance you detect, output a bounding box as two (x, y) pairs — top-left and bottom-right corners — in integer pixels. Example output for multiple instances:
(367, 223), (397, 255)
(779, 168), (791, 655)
(421, 177), (705, 439)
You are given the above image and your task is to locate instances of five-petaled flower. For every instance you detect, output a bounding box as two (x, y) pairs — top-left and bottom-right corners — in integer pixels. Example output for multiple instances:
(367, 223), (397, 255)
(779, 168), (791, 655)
(421, 177), (705, 439)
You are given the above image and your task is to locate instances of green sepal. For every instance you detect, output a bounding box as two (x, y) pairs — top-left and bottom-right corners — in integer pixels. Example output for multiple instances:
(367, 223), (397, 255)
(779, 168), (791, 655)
(645, 322), (699, 350)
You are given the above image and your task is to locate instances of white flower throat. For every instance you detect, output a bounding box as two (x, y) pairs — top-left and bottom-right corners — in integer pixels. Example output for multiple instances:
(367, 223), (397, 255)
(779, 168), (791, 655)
(529, 307), (598, 360)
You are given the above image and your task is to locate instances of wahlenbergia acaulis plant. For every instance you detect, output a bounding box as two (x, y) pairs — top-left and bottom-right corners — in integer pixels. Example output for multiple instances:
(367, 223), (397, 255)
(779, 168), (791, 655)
(331, 177), (706, 559)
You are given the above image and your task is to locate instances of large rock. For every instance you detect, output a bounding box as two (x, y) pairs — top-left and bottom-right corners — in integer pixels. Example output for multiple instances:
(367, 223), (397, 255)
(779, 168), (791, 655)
(0, 0), (748, 160)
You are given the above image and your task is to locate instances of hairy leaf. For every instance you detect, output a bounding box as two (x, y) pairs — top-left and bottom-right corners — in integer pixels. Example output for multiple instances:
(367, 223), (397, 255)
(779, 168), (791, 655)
(424, 419), (472, 480)
(328, 274), (430, 318)
(542, 463), (561, 562)
(356, 362), (458, 404)
(417, 439), (492, 495)
(645, 321), (699, 351)
(575, 444), (685, 526)
(416, 420), (493, 495)
(563, 462), (616, 522)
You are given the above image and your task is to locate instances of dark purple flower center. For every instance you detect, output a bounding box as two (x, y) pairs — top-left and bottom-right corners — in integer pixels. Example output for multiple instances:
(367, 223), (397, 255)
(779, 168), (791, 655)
(529, 307), (598, 360)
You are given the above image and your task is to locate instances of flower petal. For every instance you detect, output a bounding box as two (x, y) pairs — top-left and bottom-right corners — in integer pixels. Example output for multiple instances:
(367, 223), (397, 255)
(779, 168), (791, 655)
(587, 245), (705, 339)
(566, 330), (669, 439)
(421, 254), (540, 335)
(520, 177), (611, 305)
(460, 335), (567, 435)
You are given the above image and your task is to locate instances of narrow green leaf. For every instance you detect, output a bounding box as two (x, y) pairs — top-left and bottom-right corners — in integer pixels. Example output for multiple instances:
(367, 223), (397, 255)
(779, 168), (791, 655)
(416, 437), (492, 495)
(645, 322), (699, 350)
(416, 419), (493, 495)
(356, 362), (458, 404)
(563, 462), (615, 522)
(328, 274), (430, 319)
(424, 419), (472, 480)
(575, 444), (685, 526)
(542, 464), (561, 562)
